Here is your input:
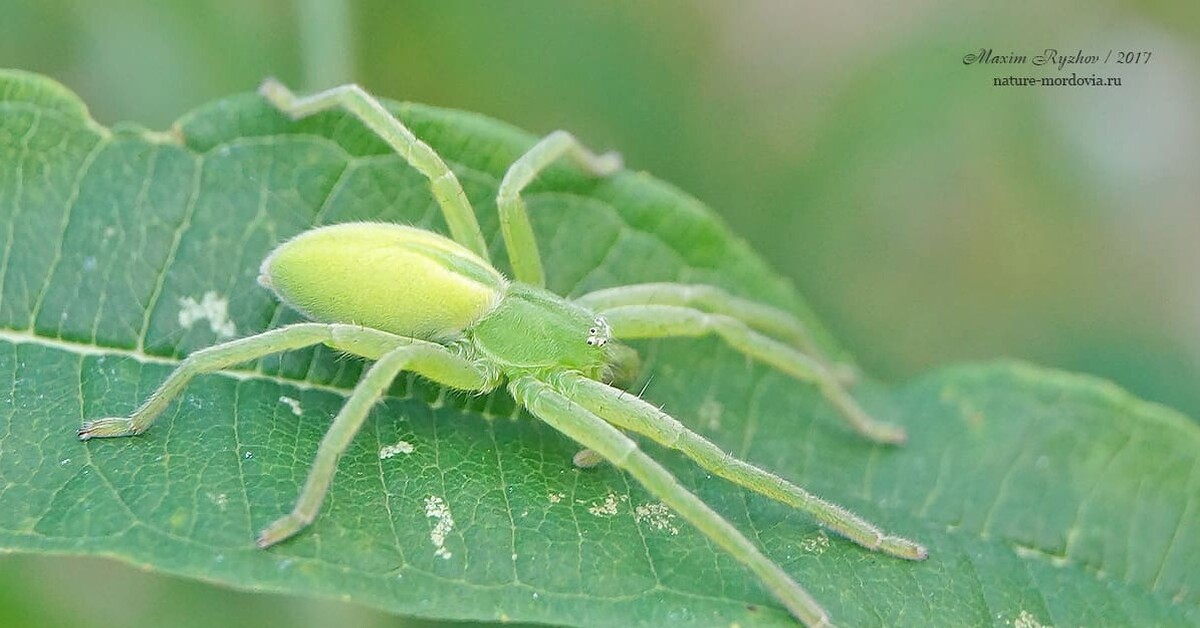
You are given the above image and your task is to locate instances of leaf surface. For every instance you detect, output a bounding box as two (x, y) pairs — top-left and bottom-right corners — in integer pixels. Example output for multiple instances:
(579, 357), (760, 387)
(0, 70), (1196, 627)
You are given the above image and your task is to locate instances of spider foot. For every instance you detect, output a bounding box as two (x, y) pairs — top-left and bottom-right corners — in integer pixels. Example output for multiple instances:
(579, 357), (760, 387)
(258, 78), (301, 119)
(868, 422), (907, 446)
(876, 534), (929, 561)
(78, 417), (138, 440)
(593, 151), (623, 176)
(257, 512), (309, 548)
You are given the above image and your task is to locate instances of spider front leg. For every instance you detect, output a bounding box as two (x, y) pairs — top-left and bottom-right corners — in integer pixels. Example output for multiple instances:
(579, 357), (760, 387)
(258, 341), (496, 547)
(258, 79), (490, 260)
(577, 282), (858, 385)
(510, 376), (832, 628)
(556, 372), (927, 560)
(602, 304), (906, 445)
(498, 130), (621, 286)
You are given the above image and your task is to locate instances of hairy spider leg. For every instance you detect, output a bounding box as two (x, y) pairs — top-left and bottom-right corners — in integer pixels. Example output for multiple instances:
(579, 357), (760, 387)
(599, 304), (906, 445)
(258, 79), (490, 260)
(76, 321), (495, 546)
(510, 375), (832, 628)
(77, 323), (472, 437)
(257, 342), (494, 547)
(556, 373), (927, 560)
(80, 323), (331, 439)
(576, 282), (858, 384)
(497, 130), (621, 287)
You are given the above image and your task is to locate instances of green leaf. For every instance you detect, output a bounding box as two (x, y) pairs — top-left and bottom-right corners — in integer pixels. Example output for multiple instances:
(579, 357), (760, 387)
(0, 69), (1196, 627)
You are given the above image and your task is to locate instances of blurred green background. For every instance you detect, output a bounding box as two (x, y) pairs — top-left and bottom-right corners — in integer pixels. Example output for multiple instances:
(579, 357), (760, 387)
(1, 0), (1197, 626)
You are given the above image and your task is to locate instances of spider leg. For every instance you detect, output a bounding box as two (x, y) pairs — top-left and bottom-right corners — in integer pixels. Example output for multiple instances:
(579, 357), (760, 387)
(579, 283), (818, 352)
(79, 323), (335, 439)
(556, 372), (927, 560)
(577, 282), (857, 385)
(259, 79), (489, 260)
(510, 375), (831, 627)
(497, 130), (621, 286)
(601, 304), (906, 445)
(77, 323), (449, 440)
(257, 341), (496, 547)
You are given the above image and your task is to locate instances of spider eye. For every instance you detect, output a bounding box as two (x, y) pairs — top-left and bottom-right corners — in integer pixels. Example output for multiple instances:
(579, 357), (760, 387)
(586, 317), (610, 348)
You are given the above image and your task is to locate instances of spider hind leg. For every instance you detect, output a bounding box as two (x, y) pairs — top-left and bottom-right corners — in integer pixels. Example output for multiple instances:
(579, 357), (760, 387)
(78, 323), (337, 440)
(259, 79), (489, 260)
(257, 341), (495, 547)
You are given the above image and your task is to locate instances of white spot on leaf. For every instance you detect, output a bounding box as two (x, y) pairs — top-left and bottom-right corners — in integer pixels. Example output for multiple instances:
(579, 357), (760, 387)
(634, 502), (679, 535)
(424, 495), (455, 559)
(1011, 610), (1051, 628)
(278, 395), (303, 416)
(799, 531), (830, 555)
(547, 491), (565, 504)
(588, 492), (622, 517)
(207, 492), (229, 511)
(178, 291), (237, 339)
(379, 440), (414, 459)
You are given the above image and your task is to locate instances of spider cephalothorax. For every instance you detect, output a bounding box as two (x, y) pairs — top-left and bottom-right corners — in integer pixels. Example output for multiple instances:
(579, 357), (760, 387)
(78, 80), (925, 628)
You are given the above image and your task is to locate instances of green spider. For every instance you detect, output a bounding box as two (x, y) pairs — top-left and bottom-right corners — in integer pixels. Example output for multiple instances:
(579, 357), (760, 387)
(78, 80), (926, 627)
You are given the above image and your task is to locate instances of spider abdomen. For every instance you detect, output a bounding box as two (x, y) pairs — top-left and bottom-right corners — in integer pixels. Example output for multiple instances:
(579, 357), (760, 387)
(259, 222), (507, 341)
